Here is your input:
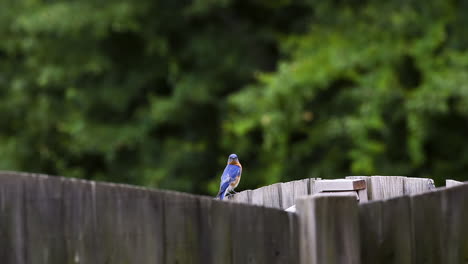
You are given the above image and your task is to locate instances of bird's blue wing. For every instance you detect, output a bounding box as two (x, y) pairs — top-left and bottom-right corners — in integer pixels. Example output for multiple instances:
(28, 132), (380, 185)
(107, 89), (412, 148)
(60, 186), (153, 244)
(217, 165), (241, 200)
(221, 165), (241, 183)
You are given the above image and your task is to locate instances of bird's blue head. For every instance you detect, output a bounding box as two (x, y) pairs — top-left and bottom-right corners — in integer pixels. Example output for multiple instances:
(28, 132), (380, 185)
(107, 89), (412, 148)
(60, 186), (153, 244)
(227, 153), (239, 164)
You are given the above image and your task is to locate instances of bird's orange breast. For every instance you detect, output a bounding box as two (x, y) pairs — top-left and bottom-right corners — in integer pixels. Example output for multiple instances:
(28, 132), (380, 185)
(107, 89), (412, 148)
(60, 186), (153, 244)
(228, 161), (242, 168)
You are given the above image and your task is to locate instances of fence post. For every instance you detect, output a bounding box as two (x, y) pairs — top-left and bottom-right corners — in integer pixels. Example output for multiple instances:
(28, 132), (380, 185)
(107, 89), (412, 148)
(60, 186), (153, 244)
(297, 193), (360, 264)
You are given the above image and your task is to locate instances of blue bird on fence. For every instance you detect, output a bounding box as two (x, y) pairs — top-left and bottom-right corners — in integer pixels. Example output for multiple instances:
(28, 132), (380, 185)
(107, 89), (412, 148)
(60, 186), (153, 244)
(216, 154), (242, 200)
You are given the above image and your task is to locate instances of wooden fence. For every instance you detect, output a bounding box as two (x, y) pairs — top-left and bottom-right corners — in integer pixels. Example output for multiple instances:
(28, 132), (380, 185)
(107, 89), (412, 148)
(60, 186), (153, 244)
(227, 175), (436, 208)
(297, 181), (468, 264)
(0, 172), (298, 264)
(0, 171), (466, 264)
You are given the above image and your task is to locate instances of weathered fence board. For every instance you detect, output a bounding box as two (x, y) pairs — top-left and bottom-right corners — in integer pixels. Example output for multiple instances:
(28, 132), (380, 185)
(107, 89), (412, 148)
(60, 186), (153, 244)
(411, 184), (468, 263)
(369, 176), (406, 200)
(280, 179), (309, 209)
(346, 176), (435, 200)
(228, 178), (320, 208)
(297, 193), (360, 264)
(403, 177), (435, 194)
(210, 201), (233, 264)
(261, 183), (282, 208)
(229, 189), (251, 204)
(359, 197), (412, 264)
(438, 184), (468, 263)
(164, 192), (205, 264)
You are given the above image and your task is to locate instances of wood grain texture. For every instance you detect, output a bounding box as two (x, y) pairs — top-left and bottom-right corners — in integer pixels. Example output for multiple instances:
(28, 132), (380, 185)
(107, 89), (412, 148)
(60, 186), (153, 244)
(227, 189), (251, 204)
(369, 176), (405, 200)
(297, 193), (360, 264)
(411, 184), (468, 263)
(0, 172), (28, 264)
(403, 177), (435, 195)
(262, 183), (282, 209)
(439, 184), (468, 263)
(231, 203), (265, 263)
(0, 171), (301, 264)
(280, 179), (309, 209)
(411, 189), (444, 263)
(359, 196), (412, 264)
(210, 200), (233, 264)
(250, 187), (265, 206)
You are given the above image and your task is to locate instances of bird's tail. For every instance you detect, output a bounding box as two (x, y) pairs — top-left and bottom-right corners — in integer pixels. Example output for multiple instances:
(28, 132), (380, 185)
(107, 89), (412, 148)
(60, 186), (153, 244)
(216, 181), (230, 200)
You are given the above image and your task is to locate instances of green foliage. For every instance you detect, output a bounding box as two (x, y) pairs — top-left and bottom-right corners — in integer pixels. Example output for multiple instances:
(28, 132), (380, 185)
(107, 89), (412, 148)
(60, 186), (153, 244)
(227, 0), (468, 187)
(1, 0), (468, 194)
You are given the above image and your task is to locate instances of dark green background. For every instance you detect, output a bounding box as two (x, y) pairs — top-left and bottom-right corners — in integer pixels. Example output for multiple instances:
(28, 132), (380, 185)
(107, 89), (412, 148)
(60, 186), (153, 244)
(1, 0), (468, 195)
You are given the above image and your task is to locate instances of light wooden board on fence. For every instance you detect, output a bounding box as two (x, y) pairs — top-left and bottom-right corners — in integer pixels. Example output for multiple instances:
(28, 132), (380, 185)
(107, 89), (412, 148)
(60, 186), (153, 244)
(297, 193), (360, 264)
(446, 179), (463, 187)
(403, 177), (435, 195)
(280, 179), (309, 209)
(369, 176), (405, 200)
(359, 196), (412, 264)
(262, 183), (282, 208)
(228, 189), (251, 204)
(315, 179), (366, 192)
(309, 178), (322, 195)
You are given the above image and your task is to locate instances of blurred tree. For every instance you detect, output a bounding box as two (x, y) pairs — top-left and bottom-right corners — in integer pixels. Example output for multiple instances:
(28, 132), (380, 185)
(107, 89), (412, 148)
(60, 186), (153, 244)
(227, 0), (468, 187)
(1, 0), (468, 194)
(0, 0), (312, 193)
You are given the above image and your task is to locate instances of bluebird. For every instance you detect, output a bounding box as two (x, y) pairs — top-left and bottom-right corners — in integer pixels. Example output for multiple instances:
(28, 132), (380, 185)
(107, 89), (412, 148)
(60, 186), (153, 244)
(216, 154), (242, 200)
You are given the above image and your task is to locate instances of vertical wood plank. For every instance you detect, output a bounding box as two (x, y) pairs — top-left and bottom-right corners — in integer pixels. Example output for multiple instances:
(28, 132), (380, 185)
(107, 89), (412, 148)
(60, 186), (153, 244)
(163, 192), (204, 264)
(228, 190), (251, 204)
(262, 183), (282, 209)
(411, 184), (468, 263)
(210, 200), (233, 264)
(403, 177), (435, 195)
(359, 196), (412, 264)
(309, 178), (322, 195)
(0, 172), (27, 264)
(24, 174), (66, 264)
(251, 188), (264, 206)
(440, 184), (468, 263)
(263, 207), (299, 263)
(357, 189), (368, 202)
(231, 203), (266, 263)
(369, 176), (405, 200)
(410, 190), (443, 263)
(297, 193), (360, 264)
(280, 179), (309, 209)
